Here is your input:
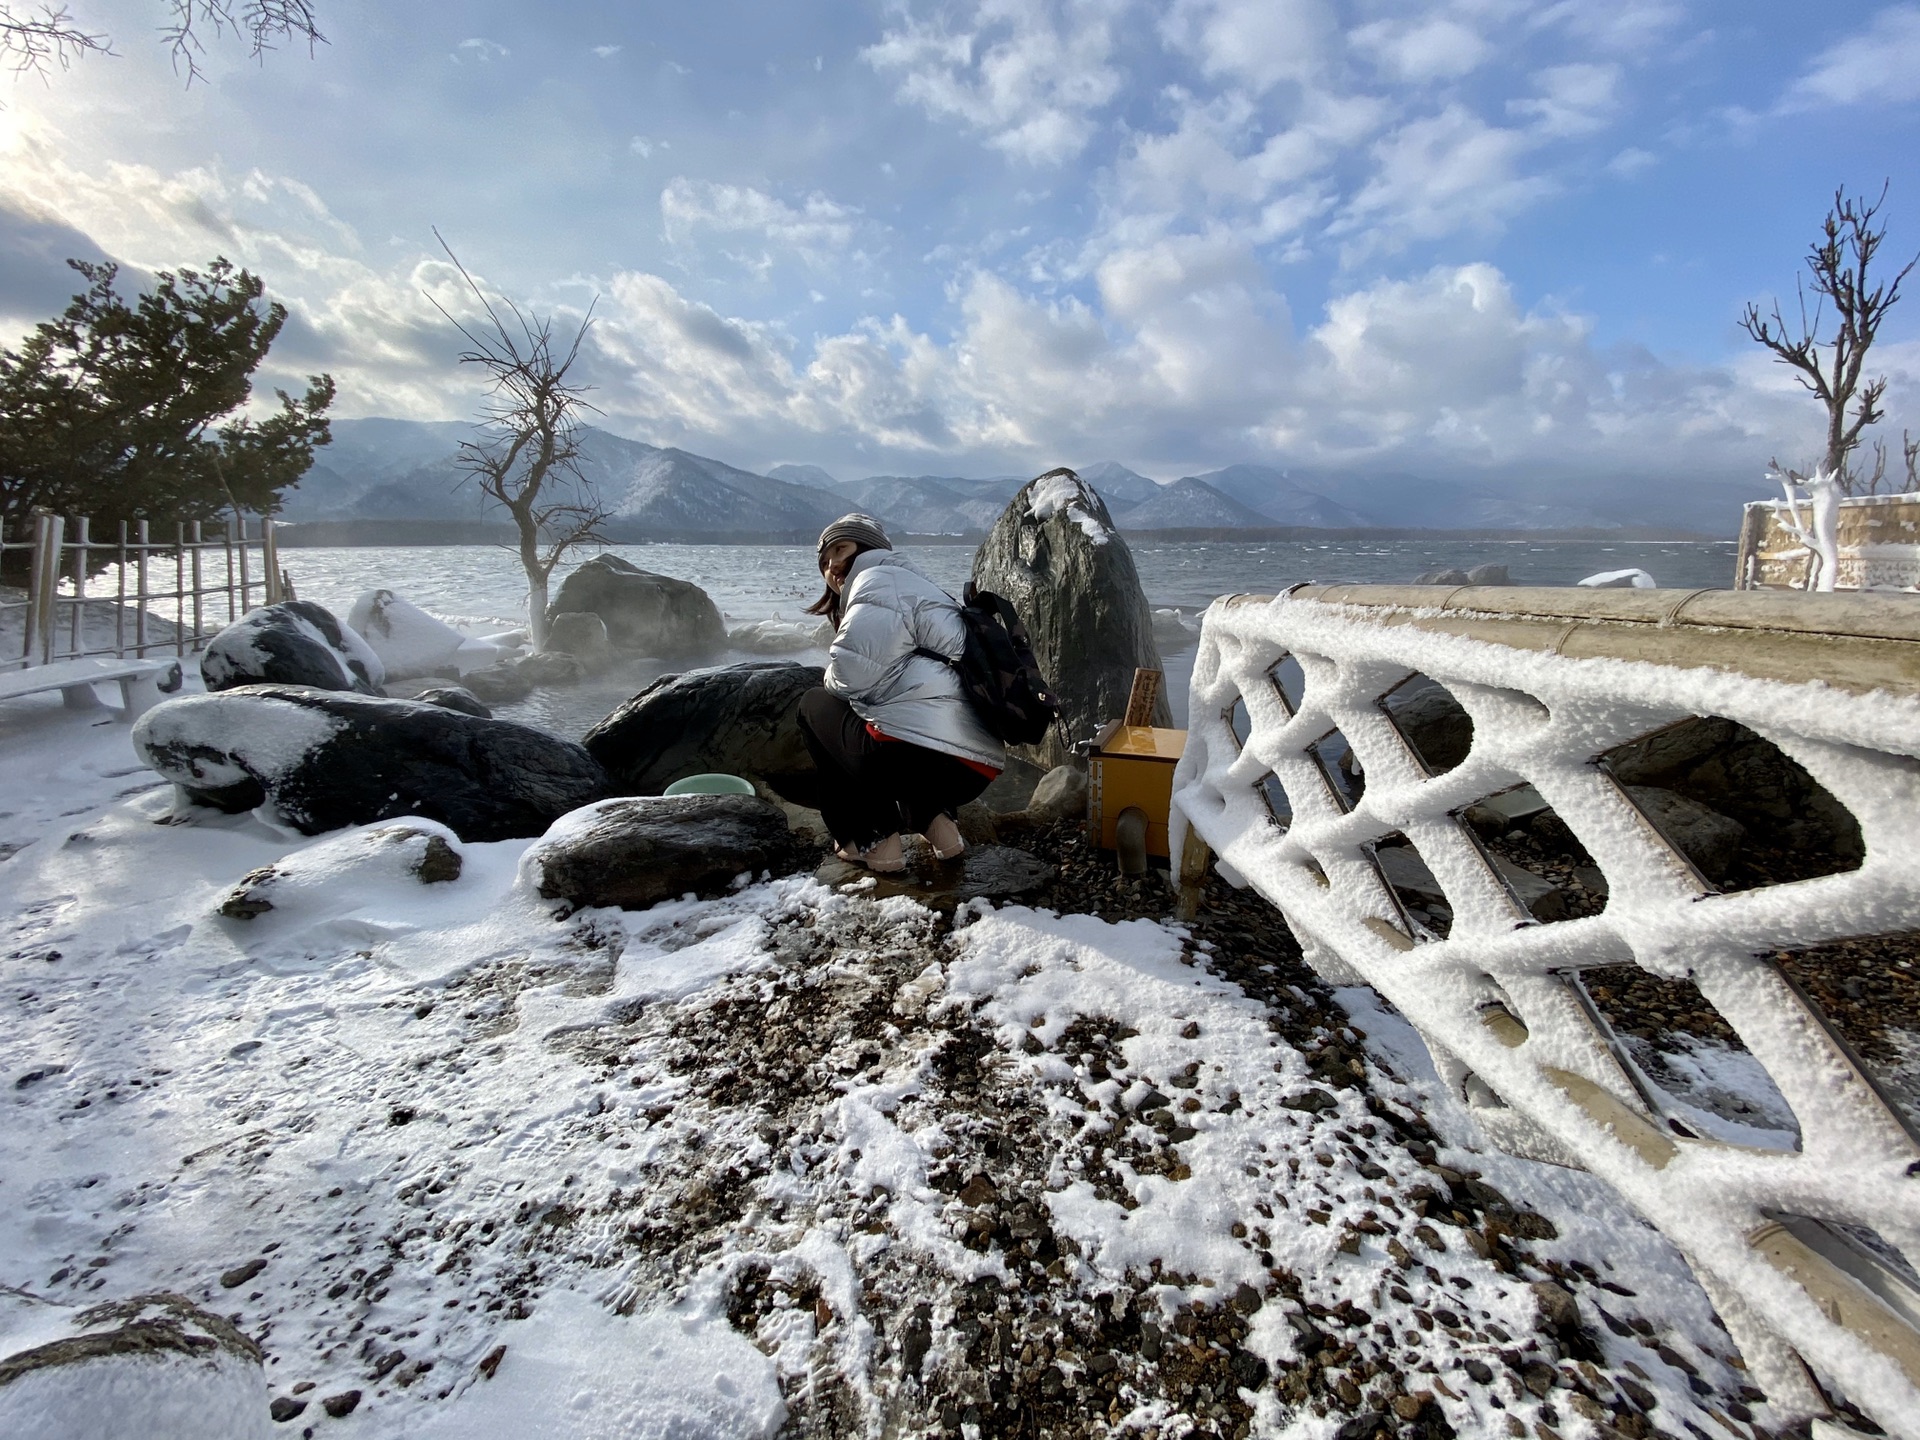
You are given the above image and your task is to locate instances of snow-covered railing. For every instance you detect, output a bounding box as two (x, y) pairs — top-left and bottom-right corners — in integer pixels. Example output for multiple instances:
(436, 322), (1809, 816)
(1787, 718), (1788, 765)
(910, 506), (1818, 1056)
(1171, 583), (1920, 1436)
(1, 513), (284, 670)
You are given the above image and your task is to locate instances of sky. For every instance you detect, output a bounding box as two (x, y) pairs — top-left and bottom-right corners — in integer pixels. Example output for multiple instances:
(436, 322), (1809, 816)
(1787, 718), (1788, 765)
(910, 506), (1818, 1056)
(0, 0), (1917, 519)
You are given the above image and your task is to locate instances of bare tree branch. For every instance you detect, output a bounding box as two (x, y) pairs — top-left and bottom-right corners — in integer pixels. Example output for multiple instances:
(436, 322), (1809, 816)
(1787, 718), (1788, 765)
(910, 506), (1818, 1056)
(0, 6), (109, 73)
(1740, 183), (1917, 495)
(0, 0), (321, 84)
(431, 231), (607, 650)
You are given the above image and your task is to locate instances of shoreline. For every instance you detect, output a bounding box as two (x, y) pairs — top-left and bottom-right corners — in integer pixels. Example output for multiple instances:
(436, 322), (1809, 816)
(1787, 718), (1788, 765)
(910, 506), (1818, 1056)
(275, 519), (1724, 549)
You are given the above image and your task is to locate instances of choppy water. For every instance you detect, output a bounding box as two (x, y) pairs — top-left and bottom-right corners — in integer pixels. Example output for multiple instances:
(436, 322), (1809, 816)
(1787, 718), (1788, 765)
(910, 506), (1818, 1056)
(279, 538), (1737, 736)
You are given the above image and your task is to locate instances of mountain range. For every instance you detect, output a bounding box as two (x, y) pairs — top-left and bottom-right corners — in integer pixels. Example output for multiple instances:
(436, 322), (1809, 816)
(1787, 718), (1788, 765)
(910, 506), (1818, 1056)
(279, 418), (1672, 539)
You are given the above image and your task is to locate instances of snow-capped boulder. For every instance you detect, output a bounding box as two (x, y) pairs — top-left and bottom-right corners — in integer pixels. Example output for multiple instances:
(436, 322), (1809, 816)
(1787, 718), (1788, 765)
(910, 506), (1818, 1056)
(0, 1291), (269, 1440)
(346, 589), (467, 680)
(547, 555), (726, 657)
(972, 467), (1165, 769)
(728, 619), (824, 655)
(1578, 568), (1656, 589)
(200, 601), (384, 695)
(584, 662), (822, 798)
(132, 685), (609, 841)
(521, 795), (801, 912)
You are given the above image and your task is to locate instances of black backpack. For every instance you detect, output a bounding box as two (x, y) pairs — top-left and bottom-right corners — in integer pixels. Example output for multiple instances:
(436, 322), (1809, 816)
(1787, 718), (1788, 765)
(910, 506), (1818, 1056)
(919, 583), (1062, 746)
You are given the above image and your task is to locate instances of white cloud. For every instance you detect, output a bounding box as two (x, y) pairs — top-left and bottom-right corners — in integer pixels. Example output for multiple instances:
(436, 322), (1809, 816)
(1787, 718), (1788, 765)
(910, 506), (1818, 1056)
(659, 178), (860, 267)
(862, 0), (1126, 165)
(593, 45), (622, 59)
(1783, 6), (1920, 111)
(1510, 63), (1620, 137)
(453, 38), (510, 63)
(1607, 146), (1656, 178)
(1160, 0), (1338, 93)
(1533, 0), (1682, 55)
(1336, 106), (1551, 251)
(1350, 16), (1490, 83)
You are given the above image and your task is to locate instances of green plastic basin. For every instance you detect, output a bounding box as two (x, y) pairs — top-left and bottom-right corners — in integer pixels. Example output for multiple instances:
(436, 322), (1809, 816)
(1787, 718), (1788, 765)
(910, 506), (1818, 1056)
(662, 772), (757, 797)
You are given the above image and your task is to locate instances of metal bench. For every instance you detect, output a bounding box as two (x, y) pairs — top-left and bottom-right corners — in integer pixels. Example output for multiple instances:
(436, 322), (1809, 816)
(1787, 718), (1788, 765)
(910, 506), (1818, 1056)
(0, 656), (185, 720)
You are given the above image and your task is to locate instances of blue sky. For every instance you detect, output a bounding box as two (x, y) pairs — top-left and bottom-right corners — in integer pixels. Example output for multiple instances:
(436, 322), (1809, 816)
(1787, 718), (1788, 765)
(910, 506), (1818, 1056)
(0, 0), (1916, 515)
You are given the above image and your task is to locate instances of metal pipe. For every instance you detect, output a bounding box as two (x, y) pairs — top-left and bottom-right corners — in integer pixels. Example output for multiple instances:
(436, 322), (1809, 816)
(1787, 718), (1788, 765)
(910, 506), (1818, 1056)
(1115, 806), (1149, 876)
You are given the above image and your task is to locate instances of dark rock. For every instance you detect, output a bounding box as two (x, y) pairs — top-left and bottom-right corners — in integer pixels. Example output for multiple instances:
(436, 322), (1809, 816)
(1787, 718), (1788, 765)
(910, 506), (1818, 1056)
(585, 662), (823, 798)
(321, 1389), (362, 1417)
(219, 1257), (267, 1289)
(545, 611), (612, 667)
(201, 600), (383, 695)
(1335, 1413), (1388, 1440)
(1531, 1280), (1579, 1330)
(1465, 563), (1511, 585)
(813, 844), (1054, 909)
(1623, 786), (1746, 880)
(972, 468), (1166, 769)
(547, 554), (726, 657)
(512, 650), (587, 688)
(1463, 1358), (1494, 1384)
(526, 795), (801, 912)
(134, 686), (609, 842)
(1025, 765), (1089, 824)
(1384, 680), (1472, 772)
(218, 868), (279, 920)
(459, 662), (536, 705)
(416, 834), (463, 883)
(1413, 568), (1470, 585)
(412, 686), (491, 719)
(269, 1396), (308, 1422)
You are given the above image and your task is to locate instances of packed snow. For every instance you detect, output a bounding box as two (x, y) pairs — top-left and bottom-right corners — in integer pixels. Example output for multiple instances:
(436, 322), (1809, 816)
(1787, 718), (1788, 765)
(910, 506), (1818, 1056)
(0, 664), (1868, 1437)
(1028, 473), (1112, 546)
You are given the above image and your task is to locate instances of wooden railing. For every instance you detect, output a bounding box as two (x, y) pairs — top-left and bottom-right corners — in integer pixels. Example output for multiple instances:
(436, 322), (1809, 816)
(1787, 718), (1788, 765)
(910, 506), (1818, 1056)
(1171, 584), (1920, 1437)
(1, 513), (284, 670)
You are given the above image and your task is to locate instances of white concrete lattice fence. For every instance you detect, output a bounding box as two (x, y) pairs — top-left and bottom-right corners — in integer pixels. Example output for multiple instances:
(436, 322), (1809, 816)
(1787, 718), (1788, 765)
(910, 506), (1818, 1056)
(1170, 583), (1920, 1438)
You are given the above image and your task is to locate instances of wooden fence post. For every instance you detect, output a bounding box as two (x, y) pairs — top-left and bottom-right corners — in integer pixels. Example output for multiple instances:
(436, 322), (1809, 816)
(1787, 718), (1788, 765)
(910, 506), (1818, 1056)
(28, 513), (64, 665)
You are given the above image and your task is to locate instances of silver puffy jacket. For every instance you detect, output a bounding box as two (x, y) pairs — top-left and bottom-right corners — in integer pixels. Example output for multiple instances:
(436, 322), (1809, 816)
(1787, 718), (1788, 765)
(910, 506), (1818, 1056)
(824, 550), (1005, 771)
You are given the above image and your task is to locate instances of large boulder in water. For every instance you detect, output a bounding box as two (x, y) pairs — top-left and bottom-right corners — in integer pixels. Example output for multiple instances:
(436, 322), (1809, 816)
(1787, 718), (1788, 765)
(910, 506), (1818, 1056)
(200, 601), (384, 695)
(547, 554), (726, 657)
(133, 685), (609, 841)
(521, 795), (802, 913)
(346, 589), (466, 680)
(972, 467), (1167, 769)
(584, 662), (822, 798)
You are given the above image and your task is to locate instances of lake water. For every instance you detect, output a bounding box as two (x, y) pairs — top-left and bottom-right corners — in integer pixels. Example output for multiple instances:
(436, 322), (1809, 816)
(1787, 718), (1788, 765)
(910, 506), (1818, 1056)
(280, 538), (1738, 737)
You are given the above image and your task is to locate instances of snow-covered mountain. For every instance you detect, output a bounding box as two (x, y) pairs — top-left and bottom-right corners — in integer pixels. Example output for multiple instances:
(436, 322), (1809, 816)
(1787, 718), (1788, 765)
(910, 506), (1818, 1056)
(1075, 461), (1161, 509)
(281, 418), (1656, 538)
(1187, 465), (1374, 529)
(1113, 476), (1275, 530)
(765, 462), (840, 491)
(282, 421), (843, 538)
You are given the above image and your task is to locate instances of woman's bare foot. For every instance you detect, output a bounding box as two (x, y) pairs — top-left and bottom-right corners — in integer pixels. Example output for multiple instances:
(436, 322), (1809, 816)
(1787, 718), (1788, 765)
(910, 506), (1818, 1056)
(925, 813), (965, 861)
(863, 833), (906, 873)
(834, 841), (867, 864)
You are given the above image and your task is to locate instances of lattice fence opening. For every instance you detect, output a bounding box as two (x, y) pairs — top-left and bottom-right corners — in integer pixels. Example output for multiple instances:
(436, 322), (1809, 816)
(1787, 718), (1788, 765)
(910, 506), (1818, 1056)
(1171, 586), (1920, 1437)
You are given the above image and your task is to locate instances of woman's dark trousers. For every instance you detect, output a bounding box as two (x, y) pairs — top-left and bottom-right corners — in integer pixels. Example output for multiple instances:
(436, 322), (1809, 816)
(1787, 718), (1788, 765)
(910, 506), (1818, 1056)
(793, 688), (991, 846)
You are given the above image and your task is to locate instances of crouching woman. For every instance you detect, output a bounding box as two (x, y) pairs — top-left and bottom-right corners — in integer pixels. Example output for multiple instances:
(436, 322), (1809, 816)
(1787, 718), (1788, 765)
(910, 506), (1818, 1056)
(798, 514), (1003, 873)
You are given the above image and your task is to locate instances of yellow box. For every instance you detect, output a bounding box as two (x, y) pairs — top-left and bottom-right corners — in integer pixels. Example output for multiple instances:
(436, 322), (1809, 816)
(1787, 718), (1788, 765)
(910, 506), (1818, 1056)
(1087, 722), (1187, 858)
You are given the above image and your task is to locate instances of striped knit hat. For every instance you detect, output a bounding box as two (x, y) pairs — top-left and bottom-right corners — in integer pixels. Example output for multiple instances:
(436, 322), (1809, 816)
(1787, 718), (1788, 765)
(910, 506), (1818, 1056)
(816, 513), (892, 568)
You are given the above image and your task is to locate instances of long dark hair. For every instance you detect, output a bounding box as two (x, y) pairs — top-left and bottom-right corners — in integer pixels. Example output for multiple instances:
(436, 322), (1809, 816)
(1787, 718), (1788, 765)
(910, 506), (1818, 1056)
(805, 541), (882, 628)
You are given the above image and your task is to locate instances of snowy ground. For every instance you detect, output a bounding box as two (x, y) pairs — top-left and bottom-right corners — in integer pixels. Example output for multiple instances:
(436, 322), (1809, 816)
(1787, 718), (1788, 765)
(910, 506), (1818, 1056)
(0, 684), (1795, 1439)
